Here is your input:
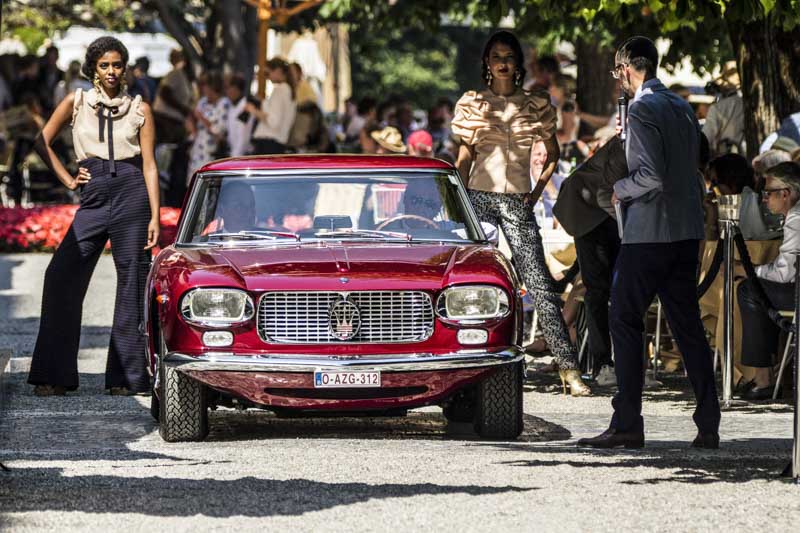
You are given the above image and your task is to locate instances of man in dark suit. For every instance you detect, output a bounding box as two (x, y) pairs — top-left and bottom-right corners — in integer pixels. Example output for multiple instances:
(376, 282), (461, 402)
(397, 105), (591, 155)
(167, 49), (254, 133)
(578, 36), (720, 450)
(553, 136), (628, 384)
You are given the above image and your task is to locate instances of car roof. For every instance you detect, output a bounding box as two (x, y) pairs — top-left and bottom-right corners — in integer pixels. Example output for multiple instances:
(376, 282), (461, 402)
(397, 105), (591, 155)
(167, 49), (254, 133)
(198, 154), (455, 173)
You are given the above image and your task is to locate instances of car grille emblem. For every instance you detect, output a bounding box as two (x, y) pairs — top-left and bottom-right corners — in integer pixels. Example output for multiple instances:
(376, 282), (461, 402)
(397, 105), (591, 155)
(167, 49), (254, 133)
(328, 298), (361, 340)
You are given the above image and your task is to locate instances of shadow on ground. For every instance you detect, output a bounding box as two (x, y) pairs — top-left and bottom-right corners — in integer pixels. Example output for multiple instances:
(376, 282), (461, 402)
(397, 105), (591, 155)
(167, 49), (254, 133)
(480, 439), (793, 485)
(205, 411), (571, 443)
(0, 470), (537, 517)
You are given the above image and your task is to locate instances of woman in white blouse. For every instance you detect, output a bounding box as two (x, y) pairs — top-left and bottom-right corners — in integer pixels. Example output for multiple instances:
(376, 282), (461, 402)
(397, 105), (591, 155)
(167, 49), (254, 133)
(246, 58), (296, 154)
(737, 161), (800, 400)
(187, 71), (230, 182)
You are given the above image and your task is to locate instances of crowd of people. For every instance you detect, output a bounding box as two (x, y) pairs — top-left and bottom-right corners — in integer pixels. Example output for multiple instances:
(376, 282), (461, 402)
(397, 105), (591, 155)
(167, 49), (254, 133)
(1, 37), (628, 213)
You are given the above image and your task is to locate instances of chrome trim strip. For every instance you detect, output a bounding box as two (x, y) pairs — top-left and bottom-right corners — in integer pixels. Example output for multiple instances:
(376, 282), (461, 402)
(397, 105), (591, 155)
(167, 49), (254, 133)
(163, 346), (524, 373)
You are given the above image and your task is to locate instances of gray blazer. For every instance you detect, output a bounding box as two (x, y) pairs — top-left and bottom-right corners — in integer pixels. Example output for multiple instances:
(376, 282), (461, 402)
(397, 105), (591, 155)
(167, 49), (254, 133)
(614, 78), (705, 244)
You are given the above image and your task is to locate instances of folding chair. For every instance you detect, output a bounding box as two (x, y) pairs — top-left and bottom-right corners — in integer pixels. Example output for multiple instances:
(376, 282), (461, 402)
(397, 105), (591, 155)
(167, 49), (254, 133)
(773, 310), (796, 400)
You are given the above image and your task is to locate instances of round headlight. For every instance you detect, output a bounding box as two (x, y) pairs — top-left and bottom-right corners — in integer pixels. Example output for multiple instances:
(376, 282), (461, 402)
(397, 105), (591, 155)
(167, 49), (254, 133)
(436, 285), (510, 321)
(180, 288), (254, 324)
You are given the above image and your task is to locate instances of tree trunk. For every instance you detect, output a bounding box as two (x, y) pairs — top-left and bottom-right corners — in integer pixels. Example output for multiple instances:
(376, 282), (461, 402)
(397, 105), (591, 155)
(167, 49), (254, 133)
(242, 4), (259, 93)
(152, 0), (206, 76)
(575, 36), (617, 118)
(727, 14), (800, 159)
(217, 0), (253, 77)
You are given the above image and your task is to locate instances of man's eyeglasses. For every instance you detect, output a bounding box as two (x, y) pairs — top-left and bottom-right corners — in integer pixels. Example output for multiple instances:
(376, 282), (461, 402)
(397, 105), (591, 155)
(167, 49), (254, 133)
(610, 64), (626, 80)
(761, 187), (789, 199)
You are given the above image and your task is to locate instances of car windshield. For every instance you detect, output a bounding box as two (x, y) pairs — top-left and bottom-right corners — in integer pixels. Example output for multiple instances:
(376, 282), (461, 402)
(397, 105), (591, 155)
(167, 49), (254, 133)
(180, 172), (485, 244)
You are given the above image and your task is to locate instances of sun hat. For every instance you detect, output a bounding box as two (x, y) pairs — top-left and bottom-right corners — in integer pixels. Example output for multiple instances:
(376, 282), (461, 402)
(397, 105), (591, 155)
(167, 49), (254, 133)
(371, 126), (407, 153)
(771, 136), (799, 153)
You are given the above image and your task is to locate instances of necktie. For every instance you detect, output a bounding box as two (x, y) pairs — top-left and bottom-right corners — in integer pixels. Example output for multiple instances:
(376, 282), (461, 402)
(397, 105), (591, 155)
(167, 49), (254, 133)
(97, 103), (119, 175)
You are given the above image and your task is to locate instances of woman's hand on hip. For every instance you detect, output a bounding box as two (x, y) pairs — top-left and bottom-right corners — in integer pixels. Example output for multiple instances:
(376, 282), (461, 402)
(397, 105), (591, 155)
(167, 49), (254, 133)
(144, 218), (160, 250)
(67, 167), (91, 190)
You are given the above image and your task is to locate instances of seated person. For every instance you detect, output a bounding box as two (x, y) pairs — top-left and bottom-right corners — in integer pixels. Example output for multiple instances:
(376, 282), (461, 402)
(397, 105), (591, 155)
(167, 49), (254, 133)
(400, 178), (499, 241)
(703, 153), (774, 240)
(203, 180), (257, 235)
(737, 162), (800, 400)
(402, 178), (443, 226)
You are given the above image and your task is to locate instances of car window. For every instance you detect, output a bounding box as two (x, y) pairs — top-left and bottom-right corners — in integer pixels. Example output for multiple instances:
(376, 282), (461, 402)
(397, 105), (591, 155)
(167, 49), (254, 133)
(181, 172), (484, 243)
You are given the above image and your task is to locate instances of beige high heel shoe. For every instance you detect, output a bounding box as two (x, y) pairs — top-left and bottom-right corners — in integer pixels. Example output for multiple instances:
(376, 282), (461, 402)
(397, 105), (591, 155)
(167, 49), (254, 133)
(559, 369), (591, 396)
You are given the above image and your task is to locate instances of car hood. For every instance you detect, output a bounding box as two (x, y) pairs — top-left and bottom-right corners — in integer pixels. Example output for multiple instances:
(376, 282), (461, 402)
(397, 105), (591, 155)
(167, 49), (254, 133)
(157, 241), (515, 292)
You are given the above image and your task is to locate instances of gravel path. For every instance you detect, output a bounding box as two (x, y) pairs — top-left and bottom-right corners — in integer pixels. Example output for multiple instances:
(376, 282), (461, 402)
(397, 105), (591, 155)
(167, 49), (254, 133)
(1, 253), (798, 532)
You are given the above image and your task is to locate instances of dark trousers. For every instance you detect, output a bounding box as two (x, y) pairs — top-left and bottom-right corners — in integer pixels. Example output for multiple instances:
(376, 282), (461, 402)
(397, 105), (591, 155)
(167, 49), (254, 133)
(28, 157), (151, 393)
(575, 217), (620, 369)
(252, 138), (287, 155)
(738, 278), (795, 368)
(609, 239), (720, 434)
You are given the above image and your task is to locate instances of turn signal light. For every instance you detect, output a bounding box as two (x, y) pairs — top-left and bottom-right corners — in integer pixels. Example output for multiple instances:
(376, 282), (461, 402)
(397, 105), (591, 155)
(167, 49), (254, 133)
(457, 329), (488, 345)
(202, 331), (234, 347)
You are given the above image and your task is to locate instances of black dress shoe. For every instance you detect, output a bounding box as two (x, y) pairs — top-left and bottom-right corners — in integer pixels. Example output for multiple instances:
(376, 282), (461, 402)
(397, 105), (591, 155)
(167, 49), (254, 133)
(742, 385), (774, 401)
(690, 432), (720, 449)
(577, 427), (645, 449)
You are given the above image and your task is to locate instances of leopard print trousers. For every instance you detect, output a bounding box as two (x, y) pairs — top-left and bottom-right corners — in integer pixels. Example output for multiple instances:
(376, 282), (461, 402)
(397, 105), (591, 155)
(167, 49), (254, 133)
(468, 189), (579, 370)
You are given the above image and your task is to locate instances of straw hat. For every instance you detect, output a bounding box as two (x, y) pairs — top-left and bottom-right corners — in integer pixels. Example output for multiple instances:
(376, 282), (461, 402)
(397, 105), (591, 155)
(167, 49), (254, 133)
(714, 60), (740, 91)
(371, 126), (407, 153)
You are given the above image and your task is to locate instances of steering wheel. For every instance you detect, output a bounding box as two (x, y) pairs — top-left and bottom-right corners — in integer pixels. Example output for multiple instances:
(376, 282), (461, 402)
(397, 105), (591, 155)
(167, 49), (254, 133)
(375, 214), (439, 231)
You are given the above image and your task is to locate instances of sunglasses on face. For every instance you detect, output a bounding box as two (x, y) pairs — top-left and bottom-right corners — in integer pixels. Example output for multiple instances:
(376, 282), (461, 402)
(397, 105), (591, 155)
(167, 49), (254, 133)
(761, 187), (789, 199)
(610, 64), (626, 80)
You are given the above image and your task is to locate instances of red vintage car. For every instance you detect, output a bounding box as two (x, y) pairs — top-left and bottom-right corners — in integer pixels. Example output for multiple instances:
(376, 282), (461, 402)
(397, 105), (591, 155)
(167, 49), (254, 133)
(145, 155), (525, 441)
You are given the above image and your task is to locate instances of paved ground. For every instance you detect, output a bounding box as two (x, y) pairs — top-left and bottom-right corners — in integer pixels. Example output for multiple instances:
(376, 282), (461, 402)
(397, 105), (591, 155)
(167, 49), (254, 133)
(1, 253), (798, 532)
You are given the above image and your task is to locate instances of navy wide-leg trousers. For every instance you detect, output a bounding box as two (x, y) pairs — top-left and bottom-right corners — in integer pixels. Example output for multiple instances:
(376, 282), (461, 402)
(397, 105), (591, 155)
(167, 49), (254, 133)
(609, 239), (720, 435)
(28, 157), (151, 393)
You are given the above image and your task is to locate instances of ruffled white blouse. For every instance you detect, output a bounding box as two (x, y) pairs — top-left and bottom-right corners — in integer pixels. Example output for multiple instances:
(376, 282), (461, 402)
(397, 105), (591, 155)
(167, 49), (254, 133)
(71, 88), (145, 162)
(451, 88), (556, 193)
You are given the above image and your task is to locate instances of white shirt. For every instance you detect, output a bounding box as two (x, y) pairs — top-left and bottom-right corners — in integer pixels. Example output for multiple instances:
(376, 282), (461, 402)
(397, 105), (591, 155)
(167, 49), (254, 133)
(702, 93), (744, 155)
(757, 202), (800, 283)
(252, 83), (296, 144)
(227, 97), (255, 157)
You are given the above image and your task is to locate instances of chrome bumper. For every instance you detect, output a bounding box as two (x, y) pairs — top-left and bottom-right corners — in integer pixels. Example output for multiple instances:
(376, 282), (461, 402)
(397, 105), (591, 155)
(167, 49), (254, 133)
(163, 347), (524, 373)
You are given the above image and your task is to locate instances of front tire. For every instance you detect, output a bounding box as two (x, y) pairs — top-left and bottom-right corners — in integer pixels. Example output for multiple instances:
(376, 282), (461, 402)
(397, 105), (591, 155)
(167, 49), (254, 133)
(157, 333), (208, 442)
(474, 362), (524, 439)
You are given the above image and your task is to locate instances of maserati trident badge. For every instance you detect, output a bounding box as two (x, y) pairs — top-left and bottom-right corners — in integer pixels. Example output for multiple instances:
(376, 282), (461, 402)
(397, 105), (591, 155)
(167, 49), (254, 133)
(329, 299), (361, 340)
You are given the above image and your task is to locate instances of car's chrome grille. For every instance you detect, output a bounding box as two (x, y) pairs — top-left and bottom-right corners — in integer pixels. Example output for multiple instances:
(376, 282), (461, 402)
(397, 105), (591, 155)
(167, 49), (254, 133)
(258, 291), (434, 344)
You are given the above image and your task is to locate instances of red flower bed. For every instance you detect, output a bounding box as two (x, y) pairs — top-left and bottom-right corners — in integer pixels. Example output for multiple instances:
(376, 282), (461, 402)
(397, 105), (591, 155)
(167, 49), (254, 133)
(0, 205), (181, 253)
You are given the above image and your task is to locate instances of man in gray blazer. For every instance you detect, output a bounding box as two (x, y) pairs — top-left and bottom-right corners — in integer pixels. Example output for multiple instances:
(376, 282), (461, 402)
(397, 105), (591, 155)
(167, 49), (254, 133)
(578, 36), (720, 450)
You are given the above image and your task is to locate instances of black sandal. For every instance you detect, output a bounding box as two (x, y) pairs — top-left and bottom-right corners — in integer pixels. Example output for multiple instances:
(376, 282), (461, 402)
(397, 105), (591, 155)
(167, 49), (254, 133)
(33, 385), (66, 396)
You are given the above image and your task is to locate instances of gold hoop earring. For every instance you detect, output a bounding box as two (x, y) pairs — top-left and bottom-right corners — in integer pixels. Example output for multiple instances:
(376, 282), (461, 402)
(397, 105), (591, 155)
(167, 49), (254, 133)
(93, 74), (101, 92)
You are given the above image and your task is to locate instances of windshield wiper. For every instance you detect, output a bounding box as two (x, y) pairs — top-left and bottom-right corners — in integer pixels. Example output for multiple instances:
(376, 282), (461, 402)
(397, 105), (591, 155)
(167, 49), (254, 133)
(205, 230), (300, 242)
(314, 229), (412, 241)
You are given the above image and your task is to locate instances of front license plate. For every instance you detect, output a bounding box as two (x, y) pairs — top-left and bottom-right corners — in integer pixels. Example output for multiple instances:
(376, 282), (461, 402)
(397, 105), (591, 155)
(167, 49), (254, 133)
(314, 371), (381, 388)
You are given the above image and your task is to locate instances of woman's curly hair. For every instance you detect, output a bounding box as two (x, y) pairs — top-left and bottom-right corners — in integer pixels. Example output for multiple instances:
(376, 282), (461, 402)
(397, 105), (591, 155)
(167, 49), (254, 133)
(81, 36), (129, 80)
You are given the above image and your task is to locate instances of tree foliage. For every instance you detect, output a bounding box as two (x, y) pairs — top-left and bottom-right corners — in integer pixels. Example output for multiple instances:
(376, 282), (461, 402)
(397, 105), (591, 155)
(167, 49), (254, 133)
(324, 0), (800, 150)
(0, 1), (157, 53)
